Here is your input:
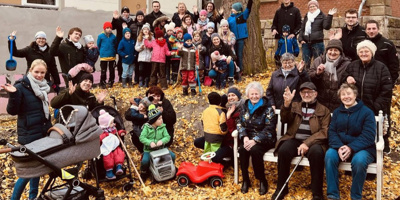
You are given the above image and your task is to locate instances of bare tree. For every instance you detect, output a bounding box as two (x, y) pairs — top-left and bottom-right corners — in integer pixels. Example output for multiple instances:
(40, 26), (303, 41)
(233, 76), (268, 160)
(220, 0), (267, 74)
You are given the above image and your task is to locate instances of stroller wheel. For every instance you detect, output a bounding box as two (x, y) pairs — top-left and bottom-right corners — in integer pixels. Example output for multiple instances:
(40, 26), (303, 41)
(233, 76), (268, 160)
(82, 168), (92, 179)
(123, 183), (133, 191)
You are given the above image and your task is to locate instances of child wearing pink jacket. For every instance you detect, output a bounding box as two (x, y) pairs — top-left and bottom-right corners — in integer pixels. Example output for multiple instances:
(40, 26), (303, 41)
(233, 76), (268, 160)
(144, 27), (172, 90)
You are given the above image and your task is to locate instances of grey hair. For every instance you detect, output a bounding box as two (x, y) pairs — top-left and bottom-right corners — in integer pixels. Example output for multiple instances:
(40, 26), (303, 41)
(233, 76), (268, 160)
(337, 83), (358, 97)
(280, 53), (295, 62)
(245, 81), (264, 97)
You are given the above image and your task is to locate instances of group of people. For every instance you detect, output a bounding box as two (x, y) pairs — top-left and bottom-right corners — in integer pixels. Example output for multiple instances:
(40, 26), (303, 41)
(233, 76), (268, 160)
(1, 0), (399, 199)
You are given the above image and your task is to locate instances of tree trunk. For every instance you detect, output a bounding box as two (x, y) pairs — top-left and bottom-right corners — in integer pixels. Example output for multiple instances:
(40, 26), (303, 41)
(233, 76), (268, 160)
(220, 0), (267, 74)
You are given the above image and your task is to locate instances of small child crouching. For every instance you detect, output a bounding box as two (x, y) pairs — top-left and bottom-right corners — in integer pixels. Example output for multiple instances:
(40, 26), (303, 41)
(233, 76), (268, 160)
(210, 51), (228, 90)
(177, 33), (199, 96)
(98, 109), (126, 180)
(139, 104), (176, 181)
(202, 92), (227, 153)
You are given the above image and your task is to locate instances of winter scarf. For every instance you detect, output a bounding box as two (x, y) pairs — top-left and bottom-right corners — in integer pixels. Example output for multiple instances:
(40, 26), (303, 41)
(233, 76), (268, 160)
(197, 18), (209, 27)
(38, 45), (47, 52)
(156, 38), (166, 47)
(27, 72), (50, 119)
(324, 54), (341, 81)
(183, 43), (193, 48)
(305, 9), (321, 36)
(248, 98), (264, 115)
(122, 16), (132, 23)
(69, 39), (82, 49)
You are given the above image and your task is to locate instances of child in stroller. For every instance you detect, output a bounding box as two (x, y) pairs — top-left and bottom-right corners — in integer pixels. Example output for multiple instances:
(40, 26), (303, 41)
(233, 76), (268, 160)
(98, 109), (126, 180)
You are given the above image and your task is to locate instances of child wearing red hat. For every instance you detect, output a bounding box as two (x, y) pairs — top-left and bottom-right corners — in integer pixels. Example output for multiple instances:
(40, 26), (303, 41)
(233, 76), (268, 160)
(98, 22), (117, 88)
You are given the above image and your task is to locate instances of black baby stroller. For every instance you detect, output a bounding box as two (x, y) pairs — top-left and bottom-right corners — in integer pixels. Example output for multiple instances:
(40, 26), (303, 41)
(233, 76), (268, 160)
(83, 104), (135, 191)
(0, 105), (105, 200)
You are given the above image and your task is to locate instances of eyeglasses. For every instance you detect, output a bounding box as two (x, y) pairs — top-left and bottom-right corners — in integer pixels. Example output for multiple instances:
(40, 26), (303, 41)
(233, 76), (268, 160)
(300, 90), (315, 95)
(281, 61), (294, 65)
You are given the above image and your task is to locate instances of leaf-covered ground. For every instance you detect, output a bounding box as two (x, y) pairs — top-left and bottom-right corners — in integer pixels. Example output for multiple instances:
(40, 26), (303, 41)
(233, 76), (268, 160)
(1, 71), (400, 199)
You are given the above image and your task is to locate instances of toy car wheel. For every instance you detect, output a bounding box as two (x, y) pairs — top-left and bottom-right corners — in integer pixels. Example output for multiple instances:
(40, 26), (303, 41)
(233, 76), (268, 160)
(123, 183), (133, 191)
(177, 175), (190, 187)
(210, 176), (223, 188)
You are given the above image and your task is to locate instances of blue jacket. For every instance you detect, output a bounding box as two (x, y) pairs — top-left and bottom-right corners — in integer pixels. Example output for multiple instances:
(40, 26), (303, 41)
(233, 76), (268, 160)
(118, 38), (136, 64)
(97, 32), (117, 58)
(275, 36), (300, 57)
(227, 0), (253, 40)
(7, 76), (52, 145)
(328, 100), (377, 158)
(84, 46), (99, 67)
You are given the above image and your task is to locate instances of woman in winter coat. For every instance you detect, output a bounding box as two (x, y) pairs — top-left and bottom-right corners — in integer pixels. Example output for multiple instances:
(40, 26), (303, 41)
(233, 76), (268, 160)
(309, 39), (351, 111)
(325, 83), (377, 200)
(266, 53), (310, 110)
(298, 0), (336, 69)
(171, 2), (199, 28)
(237, 82), (276, 195)
(2, 59), (52, 200)
(204, 1), (224, 32)
(8, 31), (60, 93)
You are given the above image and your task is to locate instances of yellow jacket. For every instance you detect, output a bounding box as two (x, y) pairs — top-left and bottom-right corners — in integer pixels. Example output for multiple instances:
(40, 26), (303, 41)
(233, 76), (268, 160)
(202, 105), (228, 144)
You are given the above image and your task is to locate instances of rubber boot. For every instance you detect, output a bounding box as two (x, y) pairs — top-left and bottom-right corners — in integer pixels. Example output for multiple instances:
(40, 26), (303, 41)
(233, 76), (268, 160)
(127, 78), (133, 87)
(190, 87), (196, 96)
(183, 87), (189, 96)
(122, 78), (127, 88)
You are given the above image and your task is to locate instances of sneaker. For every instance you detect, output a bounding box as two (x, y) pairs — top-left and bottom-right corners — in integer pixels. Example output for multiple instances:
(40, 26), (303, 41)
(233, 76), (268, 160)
(116, 164), (123, 176)
(106, 170), (116, 180)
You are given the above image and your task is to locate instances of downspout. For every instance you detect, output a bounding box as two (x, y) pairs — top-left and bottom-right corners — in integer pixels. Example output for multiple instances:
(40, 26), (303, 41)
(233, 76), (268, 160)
(358, 0), (367, 17)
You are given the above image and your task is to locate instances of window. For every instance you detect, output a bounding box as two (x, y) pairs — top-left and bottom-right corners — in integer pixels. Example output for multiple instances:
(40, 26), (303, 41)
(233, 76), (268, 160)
(22, 0), (59, 9)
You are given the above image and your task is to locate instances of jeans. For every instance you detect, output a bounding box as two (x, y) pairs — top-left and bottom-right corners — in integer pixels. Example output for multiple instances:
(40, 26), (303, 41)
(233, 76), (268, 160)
(194, 137), (233, 164)
(208, 61), (234, 79)
(325, 148), (375, 200)
(11, 177), (40, 200)
(235, 39), (245, 71)
(301, 42), (324, 69)
(141, 149), (176, 171)
(122, 63), (134, 79)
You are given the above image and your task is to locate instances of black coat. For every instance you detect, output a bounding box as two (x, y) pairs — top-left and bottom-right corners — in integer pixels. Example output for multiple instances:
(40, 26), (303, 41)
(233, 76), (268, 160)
(341, 59), (392, 114)
(298, 11), (333, 43)
(172, 10), (199, 28)
(368, 33), (400, 85)
(50, 86), (102, 111)
(8, 40), (60, 85)
(7, 76), (52, 145)
(271, 2), (302, 39)
(209, 42), (237, 61)
(111, 16), (135, 42)
(129, 20), (144, 41)
(144, 11), (166, 31)
(50, 36), (85, 74)
(340, 24), (366, 61)
(238, 97), (277, 145)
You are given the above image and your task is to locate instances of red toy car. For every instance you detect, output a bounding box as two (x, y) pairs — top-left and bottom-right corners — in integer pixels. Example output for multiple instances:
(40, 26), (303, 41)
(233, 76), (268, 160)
(176, 152), (224, 188)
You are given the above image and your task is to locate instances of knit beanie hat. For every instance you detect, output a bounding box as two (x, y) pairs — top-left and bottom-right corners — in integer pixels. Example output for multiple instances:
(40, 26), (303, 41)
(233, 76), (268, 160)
(155, 27), (164, 38)
(136, 10), (144, 17)
(147, 104), (162, 125)
(98, 109), (115, 128)
(308, 0), (319, 8)
(357, 40), (377, 56)
(282, 25), (290, 33)
(165, 22), (176, 32)
(123, 27), (131, 35)
(207, 22), (215, 29)
(79, 72), (94, 84)
(200, 9), (208, 16)
(220, 19), (229, 27)
(35, 31), (47, 39)
(232, 2), (243, 12)
(211, 33), (220, 40)
(227, 87), (242, 99)
(103, 22), (112, 30)
(83, 35), (94, 45)
(142, 23), (151, 31)
(208, 92), (222, 105)
(183, 33), (192, 42)
(175, 27), (183, 35)
(121, 6), (130, 14)
(139, 96), (154, 108)
(326, 39), (343, 55)
(211, 51), (222, 62)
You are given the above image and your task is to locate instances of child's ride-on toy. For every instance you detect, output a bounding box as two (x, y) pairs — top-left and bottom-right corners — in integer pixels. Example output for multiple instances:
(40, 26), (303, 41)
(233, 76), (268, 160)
(176, 152), (224, 188)
(149, 148), (176, 182)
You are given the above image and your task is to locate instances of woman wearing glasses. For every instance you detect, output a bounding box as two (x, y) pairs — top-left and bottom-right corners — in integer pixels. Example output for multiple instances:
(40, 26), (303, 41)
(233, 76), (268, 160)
(266, 53), (310, 111)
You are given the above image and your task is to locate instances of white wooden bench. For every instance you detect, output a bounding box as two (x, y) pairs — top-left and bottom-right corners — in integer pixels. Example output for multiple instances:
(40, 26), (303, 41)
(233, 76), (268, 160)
(232, 109), (384, 200)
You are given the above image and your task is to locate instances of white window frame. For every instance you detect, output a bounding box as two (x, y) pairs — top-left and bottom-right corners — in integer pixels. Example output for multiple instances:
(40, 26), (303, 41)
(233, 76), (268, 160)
(21, 0), (59, 9)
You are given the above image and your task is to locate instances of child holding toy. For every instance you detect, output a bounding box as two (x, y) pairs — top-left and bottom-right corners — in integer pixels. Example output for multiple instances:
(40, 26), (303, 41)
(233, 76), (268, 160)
(210, 50), (229, 89)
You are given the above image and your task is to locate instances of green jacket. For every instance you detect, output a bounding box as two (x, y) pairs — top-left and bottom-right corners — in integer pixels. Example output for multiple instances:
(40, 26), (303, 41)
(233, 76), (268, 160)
(139, 123), (171, 152)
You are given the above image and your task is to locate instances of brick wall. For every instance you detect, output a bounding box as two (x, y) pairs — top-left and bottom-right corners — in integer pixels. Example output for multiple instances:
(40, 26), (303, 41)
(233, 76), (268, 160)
(259, 0), (369, 20)
(392, 0), (400, 17)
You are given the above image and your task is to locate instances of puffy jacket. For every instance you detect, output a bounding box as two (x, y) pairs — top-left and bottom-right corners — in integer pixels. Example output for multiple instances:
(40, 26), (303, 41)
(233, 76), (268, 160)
(7, 76), (52, 145)
(168, 35), (183, 60)
(144, 11), (166, 31)
(193, 41), (206, 70)
(135, 38), (153, 62)
(271, 2), (302, 39)
(340, 23), (366, 61)
(228, 0), (253, 40)
(8, 40), (60, 85)
(275, 36), (300, 56)
(368, 33), (400, 85)
(341, 59), (392, 114)
(266, 67), (310, 109)
(309, 55), (351, 111)
(144, 39), (171, 63)
(50, 85), (103, 112)
(125, 98), (149, 137)
(238, 97), (277, 145)
(178, 46), (198, 71)
(274, 101), (331, 155)
(202, 105), (227, 143)
(328, 100), (376, 158)
(118, 37), (136, 64)
(298, 11), (333, 43)
(84, 46), (99, 68)
(97, 32), (117, 59)
(50, 36), (85, 74)
(129, 20), (144, 41)
(139, 123), (171, 152)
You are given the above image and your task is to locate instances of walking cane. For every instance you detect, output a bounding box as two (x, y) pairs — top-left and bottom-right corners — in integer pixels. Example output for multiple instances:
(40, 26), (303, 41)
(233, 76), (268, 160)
(275, 154), (304, 200)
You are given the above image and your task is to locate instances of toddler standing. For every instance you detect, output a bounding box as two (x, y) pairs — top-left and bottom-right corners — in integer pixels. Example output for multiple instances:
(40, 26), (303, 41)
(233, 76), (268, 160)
(177, 33), (199, 96)
(118, 27), (136, 88)
(168, 27), (184, 84)
(98, 22), (117, 88)
(83, 35), (99, 72)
